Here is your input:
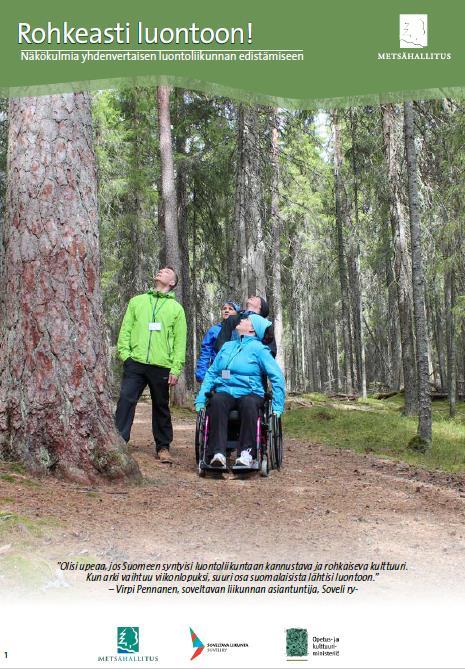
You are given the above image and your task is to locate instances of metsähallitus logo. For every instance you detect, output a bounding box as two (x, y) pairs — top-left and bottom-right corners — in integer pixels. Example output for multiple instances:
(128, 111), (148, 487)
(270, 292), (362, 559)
(399, 14), (428, 48)
(117, 627), (140, 654)
(377, 13), (451, 61)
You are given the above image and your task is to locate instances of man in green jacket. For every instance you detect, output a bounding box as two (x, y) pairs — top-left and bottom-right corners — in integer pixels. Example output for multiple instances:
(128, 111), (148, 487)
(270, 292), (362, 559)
(115, 267), (187, 463)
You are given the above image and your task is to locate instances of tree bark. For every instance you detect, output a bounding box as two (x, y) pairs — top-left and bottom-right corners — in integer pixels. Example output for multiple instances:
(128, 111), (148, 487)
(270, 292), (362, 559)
(234, 104), (248, 302)
(269, 109), (285, 371)
(333, 112), (354, 394)
(403, 100), (432, 446)
(174, 89), (193, 391)
(348, 110), (367, 397)
(0, 94), (141, 483)
(445, 266), (457, 417)
(382, 104), (418, 415)
(157, 85), (187, 404)
(243, 106), (266, 297)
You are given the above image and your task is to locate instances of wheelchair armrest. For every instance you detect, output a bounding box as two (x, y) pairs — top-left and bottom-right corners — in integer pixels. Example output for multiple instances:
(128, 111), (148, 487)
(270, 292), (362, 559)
(264, 392), (272, 400)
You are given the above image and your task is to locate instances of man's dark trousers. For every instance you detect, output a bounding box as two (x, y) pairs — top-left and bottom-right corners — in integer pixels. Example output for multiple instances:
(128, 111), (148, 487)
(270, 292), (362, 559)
(115, 358), (173, 451)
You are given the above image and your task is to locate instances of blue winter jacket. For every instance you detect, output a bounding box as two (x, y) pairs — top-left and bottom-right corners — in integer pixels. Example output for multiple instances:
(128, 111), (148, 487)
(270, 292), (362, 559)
(195, 335), (285, 415)
(195, 323), (222, 382)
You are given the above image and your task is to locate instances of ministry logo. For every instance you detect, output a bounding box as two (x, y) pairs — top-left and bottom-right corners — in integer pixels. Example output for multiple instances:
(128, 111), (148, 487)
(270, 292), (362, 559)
(117, 627), (140, 654)
(399, 14), (428, 48)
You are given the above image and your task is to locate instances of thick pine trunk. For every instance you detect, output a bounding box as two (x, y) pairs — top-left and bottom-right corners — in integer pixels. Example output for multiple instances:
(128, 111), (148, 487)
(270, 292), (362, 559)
(0, 94), (141, 483)
(382, 104), (418, 415)
(403, 100), (432, 446)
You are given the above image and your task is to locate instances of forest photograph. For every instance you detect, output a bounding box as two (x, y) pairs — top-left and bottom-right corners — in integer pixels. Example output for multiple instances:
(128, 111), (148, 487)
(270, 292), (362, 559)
(0, 87), (465, 591)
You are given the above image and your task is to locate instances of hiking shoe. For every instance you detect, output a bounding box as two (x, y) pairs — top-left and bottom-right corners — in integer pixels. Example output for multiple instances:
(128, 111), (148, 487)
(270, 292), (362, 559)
(210, 453), (226, 468)
(235, 449), (253, 467)
(157, 448), (173, 464)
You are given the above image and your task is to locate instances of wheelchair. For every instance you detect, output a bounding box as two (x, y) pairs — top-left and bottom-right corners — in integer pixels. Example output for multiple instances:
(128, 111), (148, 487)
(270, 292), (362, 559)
(195, 392), (283, 477)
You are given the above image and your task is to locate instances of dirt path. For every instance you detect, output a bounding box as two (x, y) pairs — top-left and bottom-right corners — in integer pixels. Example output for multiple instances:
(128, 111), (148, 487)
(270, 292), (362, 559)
(3, 402), (465, 593)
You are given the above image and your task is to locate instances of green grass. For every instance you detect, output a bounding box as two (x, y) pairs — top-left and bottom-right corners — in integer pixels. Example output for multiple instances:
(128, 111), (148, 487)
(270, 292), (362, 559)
(284, 395), (465, 473)
(0, 462), (40, 487)
(0, 511), (59, 542)
(0, 553), (55, 589)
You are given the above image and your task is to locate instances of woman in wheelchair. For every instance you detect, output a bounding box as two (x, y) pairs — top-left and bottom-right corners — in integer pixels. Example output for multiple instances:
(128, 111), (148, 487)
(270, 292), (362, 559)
(195, 314), (285, 468)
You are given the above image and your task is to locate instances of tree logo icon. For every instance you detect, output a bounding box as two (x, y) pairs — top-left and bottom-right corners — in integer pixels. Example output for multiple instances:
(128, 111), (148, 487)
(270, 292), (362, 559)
(400, 15), (428, 48)
(117, 627), (140, 654)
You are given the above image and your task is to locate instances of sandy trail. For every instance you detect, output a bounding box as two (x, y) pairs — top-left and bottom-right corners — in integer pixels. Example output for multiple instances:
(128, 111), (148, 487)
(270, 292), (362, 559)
(3, 402), (465, 595)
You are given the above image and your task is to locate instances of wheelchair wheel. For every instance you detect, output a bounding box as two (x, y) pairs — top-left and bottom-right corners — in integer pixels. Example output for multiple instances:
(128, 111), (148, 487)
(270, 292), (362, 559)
(260, 455), (269, 477)
(274, 415), (283, 469)
(267, 419), (276, 470)
(195, 409), (206, 464)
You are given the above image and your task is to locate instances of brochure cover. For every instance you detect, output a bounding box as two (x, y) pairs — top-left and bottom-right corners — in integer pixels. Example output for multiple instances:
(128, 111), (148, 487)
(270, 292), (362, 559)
(0, 1), (464, 667)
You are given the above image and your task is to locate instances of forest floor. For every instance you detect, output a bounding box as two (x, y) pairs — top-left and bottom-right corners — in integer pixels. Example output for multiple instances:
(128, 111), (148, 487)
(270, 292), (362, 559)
(1, 399), (465, 596)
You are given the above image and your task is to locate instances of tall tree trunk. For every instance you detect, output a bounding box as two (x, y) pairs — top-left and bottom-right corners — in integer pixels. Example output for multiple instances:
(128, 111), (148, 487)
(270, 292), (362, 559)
(382, 104), (418, 414)
(445, 266), (457, 417)
(403, 100), (432, 446)
(243, 105), (266, 297)
(122, 89), (146, 302)
(157, 86), (182, 288)
(348, 110), (367, 397)
(385, 252), (402, 389)
(333, 112), (354, 394)
(0, 94), (140, 483)
(234, 105), (248, 302)
(157, 85), (187, 404)
(174, 89), (193, 391)
(269, 109), (285, 371)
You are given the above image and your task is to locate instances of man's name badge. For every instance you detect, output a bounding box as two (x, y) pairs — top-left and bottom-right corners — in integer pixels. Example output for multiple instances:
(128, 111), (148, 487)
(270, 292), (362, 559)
(221, 369), (231, 379)
(148, 322), (162, 331)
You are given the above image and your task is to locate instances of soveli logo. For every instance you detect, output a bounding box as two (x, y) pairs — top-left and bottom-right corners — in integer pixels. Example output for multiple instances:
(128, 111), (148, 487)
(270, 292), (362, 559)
(400, 14), (427, 48)
(189, 628), (205, 660)
(188, 627), (248, 659)
(117, 627), (140, 654)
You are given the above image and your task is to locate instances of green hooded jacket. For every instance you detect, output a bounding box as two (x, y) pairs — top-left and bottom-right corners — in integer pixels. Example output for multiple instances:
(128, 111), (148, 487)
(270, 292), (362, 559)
(117, 290), (187, 376)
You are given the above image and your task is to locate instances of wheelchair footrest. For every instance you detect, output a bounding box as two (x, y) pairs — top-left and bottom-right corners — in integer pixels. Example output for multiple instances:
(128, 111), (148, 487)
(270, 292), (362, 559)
(231, 463), (259, 471)
(200, 462), (228, 471)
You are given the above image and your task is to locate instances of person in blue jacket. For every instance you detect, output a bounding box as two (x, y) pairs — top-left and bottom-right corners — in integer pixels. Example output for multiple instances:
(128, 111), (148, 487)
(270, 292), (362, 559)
(195, 301), (240, 382)
(195, 314), (285, 469)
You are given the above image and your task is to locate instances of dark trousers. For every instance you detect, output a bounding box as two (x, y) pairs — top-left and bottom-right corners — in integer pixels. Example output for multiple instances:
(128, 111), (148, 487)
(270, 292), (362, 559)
(207, 392), (264, 459)
(115, 358), (173, 451)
